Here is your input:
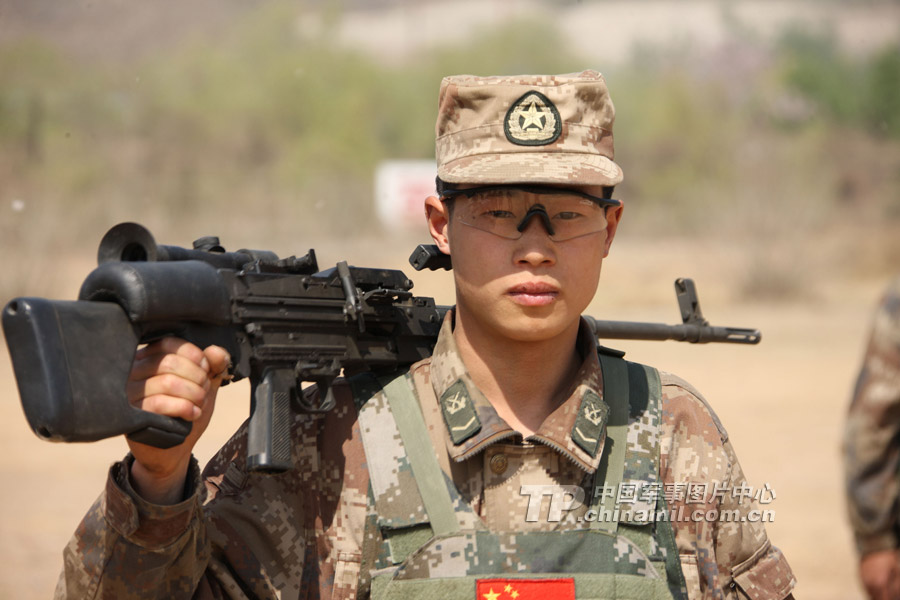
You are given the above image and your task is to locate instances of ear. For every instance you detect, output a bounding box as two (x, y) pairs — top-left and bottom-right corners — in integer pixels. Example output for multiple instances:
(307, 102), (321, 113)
(425, 195), (451, 255)
(602, 204), (624, 258)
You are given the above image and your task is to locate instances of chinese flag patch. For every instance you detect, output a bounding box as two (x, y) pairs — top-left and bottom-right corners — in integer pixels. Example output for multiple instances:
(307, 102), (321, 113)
(476, 578), (575, 600)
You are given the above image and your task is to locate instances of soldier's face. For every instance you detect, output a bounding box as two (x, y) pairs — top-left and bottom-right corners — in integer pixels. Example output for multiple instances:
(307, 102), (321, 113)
(425, 185), (622, 343)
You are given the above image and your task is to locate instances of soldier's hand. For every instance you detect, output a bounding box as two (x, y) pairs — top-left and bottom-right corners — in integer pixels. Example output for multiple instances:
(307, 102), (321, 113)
(860, 549), (900, 600)
(125, 337), (231, 505)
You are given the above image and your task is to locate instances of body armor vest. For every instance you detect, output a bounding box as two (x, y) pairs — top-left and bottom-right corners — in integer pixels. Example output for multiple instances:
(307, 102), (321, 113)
(352, 351), (687, 600)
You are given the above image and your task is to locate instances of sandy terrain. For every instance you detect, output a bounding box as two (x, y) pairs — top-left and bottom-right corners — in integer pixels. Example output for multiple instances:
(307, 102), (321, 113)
(0, 232), (885, 599)
(1, 0), (897, 595)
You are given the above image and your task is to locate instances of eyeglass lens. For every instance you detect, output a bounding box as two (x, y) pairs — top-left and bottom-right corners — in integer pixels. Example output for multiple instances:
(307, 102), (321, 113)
(452, 189), (610, 241)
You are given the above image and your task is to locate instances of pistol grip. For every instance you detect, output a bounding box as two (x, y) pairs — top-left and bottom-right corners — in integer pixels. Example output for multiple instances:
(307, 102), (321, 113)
(247, 368), (294, 472)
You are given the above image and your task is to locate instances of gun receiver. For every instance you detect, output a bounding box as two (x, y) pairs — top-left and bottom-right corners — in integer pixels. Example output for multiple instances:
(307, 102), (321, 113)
(3, 225), (760, 473)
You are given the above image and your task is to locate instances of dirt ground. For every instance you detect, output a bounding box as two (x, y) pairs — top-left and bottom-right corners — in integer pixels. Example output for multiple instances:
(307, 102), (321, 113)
(0, 234), (887, 599)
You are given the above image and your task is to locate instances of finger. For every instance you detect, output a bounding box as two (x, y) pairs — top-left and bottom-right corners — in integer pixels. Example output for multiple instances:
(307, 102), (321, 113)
(138, 394), (204, 421)
(135, 338), (208, 369)
(130, 373), (209, 407)
(130, 351), (212, 387)
(203, 345), (232, 379)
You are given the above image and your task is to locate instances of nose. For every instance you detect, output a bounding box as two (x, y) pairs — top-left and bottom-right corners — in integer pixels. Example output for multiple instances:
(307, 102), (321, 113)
(515, 213), (556, 267)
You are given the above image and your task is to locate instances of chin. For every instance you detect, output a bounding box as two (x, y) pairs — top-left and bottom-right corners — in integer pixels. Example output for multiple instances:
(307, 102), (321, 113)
(498, 311), (576, 343)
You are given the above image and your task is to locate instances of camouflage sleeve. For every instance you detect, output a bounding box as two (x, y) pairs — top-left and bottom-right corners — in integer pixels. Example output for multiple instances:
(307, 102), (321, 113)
(844, 276), (900, 556)
(55, 454), (211, 599)
(195, 381), (370, 598)
(54, 381), (368, 599)
(659, 373), (796, 600)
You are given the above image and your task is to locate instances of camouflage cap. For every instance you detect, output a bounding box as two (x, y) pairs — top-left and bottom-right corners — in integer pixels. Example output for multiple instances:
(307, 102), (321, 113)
(435, 70), (623, 187)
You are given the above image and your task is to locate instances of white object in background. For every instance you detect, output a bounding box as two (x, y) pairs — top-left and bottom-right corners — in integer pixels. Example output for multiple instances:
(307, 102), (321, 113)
(375, 160), (436, 231)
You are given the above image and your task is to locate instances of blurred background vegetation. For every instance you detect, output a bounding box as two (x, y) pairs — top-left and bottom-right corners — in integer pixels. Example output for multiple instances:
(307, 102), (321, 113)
(2, 5), (896, 597)
(1, 0), (899, 301)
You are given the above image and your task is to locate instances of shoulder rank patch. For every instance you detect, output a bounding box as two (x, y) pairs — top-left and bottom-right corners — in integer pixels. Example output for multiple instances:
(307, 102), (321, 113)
(571, 389), (608, 457)
(440, 379), (481, 445)
(504, 90), (562, 146)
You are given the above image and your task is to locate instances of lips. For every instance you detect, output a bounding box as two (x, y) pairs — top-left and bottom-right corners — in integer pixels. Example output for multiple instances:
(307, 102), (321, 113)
(509, 282), (559, 294)
(507, 281), (559, 306)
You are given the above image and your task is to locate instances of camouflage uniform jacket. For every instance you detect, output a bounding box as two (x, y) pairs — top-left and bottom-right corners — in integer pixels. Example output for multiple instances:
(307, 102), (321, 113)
(845, 276), (900, 556)
(57, 314), (796, 599)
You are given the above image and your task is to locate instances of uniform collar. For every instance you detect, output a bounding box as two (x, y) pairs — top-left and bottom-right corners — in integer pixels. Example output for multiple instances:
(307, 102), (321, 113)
(429, 311), (610, 473)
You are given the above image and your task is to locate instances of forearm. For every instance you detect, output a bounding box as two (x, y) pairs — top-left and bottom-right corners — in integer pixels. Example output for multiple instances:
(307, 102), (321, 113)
(844, 409), (900, 555)
(844, 292), (900, 554)
(131, 454), (193, 506)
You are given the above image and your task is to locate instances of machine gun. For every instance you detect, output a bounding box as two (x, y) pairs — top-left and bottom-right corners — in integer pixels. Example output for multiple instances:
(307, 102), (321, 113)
(2, 223), (760, 473)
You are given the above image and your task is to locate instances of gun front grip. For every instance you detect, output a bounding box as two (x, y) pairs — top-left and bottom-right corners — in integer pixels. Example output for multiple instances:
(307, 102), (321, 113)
(2, 298), (193, 446)
(247, 368), (295, 473)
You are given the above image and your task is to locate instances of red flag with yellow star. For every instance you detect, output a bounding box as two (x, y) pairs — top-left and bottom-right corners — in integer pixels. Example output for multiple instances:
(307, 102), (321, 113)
(476, 578), (575, 600)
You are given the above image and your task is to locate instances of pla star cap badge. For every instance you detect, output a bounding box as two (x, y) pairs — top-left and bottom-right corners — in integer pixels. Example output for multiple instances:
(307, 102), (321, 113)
(435, 71), (623, 186)
(505, 91), (562, 146)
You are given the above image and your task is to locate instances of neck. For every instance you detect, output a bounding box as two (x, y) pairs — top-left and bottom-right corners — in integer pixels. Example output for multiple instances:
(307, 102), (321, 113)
(452, 309), (582, 437)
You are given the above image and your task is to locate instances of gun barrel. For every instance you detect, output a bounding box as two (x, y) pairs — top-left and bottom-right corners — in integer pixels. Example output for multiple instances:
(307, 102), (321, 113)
(584, 317), (761, 344)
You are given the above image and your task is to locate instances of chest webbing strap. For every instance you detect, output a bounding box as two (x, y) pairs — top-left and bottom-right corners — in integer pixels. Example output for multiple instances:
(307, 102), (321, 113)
(589, 351), (631, 536)
(590, 356), (688, 600)
(381, 373), (461, 537)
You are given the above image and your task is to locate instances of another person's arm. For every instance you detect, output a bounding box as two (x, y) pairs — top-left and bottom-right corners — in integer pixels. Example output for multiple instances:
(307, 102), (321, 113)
(844, 278), (900, 599)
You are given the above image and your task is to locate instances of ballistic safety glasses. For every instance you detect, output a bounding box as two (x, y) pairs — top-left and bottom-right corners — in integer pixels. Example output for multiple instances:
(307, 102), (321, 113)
(438, 184), (621, 241)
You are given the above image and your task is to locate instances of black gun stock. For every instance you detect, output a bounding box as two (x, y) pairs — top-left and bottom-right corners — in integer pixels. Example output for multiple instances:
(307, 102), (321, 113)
(3, 225), (760, 473)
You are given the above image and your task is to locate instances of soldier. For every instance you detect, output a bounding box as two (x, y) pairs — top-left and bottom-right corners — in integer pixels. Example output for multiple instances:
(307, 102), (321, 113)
(57, 71), (796, 599)
(845, 276), (900, 600)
